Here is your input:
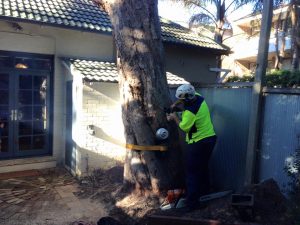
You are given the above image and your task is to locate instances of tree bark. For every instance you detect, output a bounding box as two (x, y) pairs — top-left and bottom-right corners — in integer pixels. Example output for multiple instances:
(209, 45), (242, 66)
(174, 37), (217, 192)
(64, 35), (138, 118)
(291, 1), (300, 71)
(96, 0), (184, 194)
(278, 7), (291, 69)
(214, 1), (225, 44)
(274, 11), (282, 70)
(214, 1), (225, 81)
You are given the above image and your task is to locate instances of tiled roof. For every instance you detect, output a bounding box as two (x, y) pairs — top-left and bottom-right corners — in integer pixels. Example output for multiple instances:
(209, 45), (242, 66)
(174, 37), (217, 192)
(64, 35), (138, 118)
(160, 18), (225, 50)
(69, 59), (190, 85)
(0, 0), (228, 51)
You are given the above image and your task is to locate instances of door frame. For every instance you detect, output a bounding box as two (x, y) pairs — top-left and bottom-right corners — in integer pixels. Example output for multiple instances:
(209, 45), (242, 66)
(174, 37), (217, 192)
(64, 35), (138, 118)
(0, 50), (54, 159)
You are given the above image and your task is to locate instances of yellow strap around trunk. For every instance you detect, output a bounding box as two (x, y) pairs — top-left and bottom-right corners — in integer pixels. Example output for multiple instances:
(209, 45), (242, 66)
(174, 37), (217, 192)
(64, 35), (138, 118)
(125, 143), (167, 151)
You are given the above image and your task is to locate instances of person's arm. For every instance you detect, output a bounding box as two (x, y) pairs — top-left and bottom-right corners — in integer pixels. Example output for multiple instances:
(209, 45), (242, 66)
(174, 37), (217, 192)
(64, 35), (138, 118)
(178, 111), (196, 133)
(166, 112), (180, 125)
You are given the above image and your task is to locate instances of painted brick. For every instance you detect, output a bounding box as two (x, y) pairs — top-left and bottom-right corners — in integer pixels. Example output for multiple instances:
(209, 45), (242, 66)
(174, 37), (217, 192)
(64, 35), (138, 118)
(72, 82), (126, 176)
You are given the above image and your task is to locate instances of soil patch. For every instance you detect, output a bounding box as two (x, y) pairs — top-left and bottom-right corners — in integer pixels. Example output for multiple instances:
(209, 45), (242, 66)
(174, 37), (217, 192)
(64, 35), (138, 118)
(0, 167), (106, 225)
(78, 166), (297, 225)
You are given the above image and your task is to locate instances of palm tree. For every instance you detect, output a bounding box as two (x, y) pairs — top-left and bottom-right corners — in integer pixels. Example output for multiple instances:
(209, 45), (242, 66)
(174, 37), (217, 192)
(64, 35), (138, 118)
(174, 1), (300, 72)
(171, 0), (258, 44)
(169, 0), (258, 79)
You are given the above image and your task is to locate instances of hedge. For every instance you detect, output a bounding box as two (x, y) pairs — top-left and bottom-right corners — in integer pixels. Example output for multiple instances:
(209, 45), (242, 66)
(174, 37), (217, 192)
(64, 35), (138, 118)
(226, 70), (300, 88)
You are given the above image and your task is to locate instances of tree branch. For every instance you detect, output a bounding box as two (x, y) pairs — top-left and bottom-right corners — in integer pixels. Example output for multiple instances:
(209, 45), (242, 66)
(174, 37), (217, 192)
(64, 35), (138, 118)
(189, 13), (217, 27)
(227, 1), (253, 17)
(196, 4), (218, 21)
(225, 0), (237, 13)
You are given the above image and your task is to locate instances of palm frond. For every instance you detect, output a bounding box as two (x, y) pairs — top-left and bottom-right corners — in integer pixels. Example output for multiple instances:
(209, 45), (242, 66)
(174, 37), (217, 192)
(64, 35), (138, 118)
(189, 13), (216, 27)
(168, 0), (206, 8)
(223, 17), (232, 29)
(229, 0), (261, 12)
(251, 0), (290, 13)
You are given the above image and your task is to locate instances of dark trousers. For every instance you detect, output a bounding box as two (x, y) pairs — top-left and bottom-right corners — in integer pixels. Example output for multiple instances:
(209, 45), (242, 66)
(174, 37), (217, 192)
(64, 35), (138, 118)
(185, 135), (216, 208)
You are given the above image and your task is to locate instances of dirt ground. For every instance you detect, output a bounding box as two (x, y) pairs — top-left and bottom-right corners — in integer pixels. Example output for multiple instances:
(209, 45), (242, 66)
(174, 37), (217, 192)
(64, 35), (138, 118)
(0, 166), (298, 225)
(77, 166), (298, 225)
(0, 168), (107, 225)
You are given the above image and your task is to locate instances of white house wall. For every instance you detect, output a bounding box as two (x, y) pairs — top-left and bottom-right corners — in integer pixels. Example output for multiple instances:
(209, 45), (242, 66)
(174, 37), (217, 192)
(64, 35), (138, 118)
(78, 82), (125, 175)
(0, 21), (114, 170)
(0, 21), (113, 58)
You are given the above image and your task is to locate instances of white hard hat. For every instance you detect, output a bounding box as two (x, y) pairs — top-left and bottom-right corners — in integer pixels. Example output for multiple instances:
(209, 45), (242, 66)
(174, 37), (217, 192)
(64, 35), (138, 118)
(156, 128), (169, 140)
(175, 84), (195, 100)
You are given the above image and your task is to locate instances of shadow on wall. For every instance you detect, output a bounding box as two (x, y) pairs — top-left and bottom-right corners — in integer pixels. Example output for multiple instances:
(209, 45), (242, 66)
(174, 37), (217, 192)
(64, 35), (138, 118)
(69, 125), (125, 176)
(92, 125), (125, 147)
(70, 141), (124, 177)
(78, 145), (123, 176)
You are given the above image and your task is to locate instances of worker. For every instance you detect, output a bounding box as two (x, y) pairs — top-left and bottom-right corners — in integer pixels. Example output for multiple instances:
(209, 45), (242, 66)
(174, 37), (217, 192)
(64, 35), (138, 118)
(166, 84), (217, 211)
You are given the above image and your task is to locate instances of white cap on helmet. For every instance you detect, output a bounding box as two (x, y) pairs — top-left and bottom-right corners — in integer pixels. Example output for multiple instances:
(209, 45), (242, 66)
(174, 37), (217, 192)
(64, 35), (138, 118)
(175, 84), (195, 100)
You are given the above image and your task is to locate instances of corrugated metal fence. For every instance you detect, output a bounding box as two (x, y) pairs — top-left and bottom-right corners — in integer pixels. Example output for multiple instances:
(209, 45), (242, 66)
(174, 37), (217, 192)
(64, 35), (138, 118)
(259, 91), (300, 191)
(198, 87), (252, 191)
(187, 86), (300, 192)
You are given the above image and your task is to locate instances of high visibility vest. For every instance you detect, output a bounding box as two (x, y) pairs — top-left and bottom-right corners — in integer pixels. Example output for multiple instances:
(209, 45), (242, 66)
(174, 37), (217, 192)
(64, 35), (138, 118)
(179, 93), (215, 144)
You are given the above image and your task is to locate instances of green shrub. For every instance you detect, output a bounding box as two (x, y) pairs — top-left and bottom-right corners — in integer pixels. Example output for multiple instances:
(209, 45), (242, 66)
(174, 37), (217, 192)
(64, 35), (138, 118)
(226, 70), (300, 88)
(226, 74), (254, 83)
(284, 148), (300, 224)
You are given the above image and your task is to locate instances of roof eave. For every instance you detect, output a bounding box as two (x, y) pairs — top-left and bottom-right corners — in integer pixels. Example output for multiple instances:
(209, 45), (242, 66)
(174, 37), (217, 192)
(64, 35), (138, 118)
(0, 16), (113, 36)
(163, 40), (230, 55)
(1, 16), (228, 53)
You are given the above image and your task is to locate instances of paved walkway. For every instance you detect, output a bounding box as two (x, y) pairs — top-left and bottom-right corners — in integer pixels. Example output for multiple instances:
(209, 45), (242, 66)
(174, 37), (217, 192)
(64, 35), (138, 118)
(0, 168), (107, 225)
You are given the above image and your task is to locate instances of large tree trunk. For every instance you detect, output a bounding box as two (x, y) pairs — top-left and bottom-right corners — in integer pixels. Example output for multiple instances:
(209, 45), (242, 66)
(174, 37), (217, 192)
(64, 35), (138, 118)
(214, 1), (225, 44)
(214, 1), (225, 81)
(274, 11), (282, 70)
(291, 1), (300, 71)
(96, 0), (184, 194)
(278, 7), (291, 69)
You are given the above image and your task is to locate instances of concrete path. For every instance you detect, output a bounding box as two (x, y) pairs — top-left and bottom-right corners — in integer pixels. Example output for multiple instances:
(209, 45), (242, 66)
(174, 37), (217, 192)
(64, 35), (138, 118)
(0, 168), (107, 225)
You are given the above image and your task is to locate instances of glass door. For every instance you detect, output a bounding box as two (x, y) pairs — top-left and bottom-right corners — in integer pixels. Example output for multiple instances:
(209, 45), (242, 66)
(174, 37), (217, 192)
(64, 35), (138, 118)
(15, 72), (49, 157)
(0, 51), (53, 159)
(0, 72), (11, 157)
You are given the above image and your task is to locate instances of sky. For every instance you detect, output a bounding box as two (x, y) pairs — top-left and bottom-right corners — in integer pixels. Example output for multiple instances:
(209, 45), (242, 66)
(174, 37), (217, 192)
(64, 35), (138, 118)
(158, 1), (193, 27)
(158, 0), (254, 27)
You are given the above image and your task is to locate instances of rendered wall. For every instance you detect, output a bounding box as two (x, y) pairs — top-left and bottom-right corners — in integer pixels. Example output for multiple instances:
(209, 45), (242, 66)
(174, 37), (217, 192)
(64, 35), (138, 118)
(164, 43), (219, 84)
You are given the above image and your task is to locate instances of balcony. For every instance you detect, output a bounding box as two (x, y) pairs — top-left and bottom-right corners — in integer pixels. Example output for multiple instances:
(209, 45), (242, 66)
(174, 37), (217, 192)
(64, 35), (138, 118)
(231, 34), (291, 61)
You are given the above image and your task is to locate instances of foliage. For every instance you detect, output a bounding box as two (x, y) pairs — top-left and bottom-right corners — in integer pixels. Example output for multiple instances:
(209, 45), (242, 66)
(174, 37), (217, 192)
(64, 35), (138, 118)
(252, 0), (291, 12)
(284, 144), (300, 224)
(225, 70), (300, 87)
(169, 0), (293, 43)
(226, 74), (254, 82)
(169, 0), (259, 43)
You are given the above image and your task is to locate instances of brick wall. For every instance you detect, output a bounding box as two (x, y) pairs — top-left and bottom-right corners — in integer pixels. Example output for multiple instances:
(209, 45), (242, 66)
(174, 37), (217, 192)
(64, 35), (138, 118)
(77, 82), (126, 173)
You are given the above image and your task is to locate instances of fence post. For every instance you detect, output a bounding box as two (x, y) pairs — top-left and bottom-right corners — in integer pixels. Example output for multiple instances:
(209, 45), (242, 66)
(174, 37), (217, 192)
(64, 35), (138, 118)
(244, 0), (273, 186)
